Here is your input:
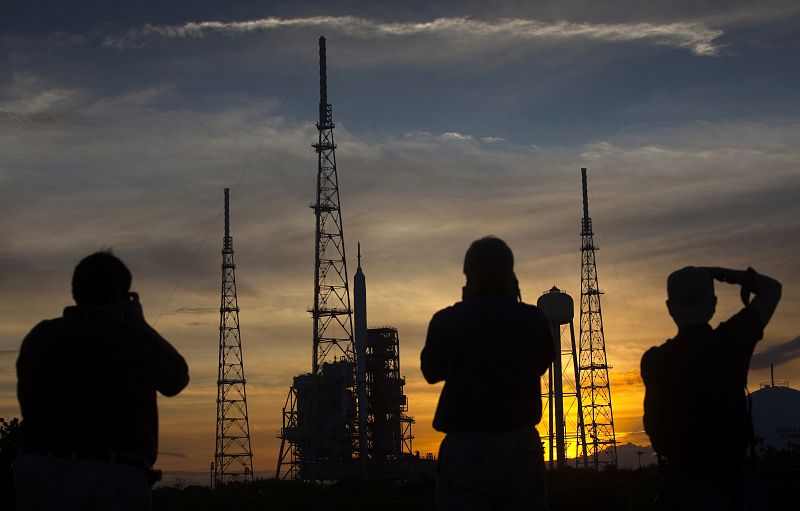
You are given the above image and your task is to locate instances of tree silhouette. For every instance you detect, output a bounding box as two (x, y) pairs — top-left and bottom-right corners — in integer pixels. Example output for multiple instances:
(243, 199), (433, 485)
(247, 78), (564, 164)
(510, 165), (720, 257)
(0, 417), (20, 511)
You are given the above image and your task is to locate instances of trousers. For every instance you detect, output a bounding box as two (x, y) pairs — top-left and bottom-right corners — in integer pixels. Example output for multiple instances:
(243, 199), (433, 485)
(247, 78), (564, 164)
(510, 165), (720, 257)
(658, 457), (768, 511)
(14, 453), (152, 511)
(436, 428), (548, 511)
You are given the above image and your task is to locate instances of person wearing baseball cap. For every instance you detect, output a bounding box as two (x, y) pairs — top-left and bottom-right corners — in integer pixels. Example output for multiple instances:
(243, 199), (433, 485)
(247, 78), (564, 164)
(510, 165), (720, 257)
(641, 266), (781, 510)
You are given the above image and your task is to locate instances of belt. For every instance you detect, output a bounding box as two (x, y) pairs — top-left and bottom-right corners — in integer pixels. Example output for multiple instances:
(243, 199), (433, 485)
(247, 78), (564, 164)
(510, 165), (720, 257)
(20, 446), (162, 485)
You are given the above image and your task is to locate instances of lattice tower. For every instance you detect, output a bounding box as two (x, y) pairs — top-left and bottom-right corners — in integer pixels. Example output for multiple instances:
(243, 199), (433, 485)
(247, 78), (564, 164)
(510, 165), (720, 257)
(276, 36), (358, 480)
(310, 36), (354, 374)
(577, 168), (618, 468)
(214, 187), (254, 485)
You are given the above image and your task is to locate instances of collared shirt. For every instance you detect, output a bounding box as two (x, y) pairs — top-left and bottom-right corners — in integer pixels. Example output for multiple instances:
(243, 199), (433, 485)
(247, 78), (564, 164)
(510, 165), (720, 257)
(421, 296), (555, 433)
(17, 306), (189, 465)
(641, 306), (764, 465)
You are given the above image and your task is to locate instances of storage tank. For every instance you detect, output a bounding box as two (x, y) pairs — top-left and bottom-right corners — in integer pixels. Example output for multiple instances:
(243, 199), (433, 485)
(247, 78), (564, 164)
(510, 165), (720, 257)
(750, 383), (800, 452)
(537, 286), (574, 325)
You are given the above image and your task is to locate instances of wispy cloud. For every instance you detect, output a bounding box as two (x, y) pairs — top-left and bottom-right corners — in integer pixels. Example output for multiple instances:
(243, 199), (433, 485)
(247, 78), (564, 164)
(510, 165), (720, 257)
(166, 307), (218, 315)
(158, 451), (188, 458)
(438, 131), (473, 142)
(102, 16), (723, 56)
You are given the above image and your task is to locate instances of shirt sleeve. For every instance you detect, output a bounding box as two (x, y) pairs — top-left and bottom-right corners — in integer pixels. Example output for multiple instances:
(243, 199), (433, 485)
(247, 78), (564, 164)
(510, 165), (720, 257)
(420, 311), (447, 384)
(640, 347), (653, 384)
(716, 305), (764, 353)
(137, 324), (190, 397)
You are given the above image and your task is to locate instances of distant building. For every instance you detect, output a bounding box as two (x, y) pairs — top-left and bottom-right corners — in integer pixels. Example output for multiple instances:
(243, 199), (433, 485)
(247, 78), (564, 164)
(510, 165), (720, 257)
(751, 382), (800, 453)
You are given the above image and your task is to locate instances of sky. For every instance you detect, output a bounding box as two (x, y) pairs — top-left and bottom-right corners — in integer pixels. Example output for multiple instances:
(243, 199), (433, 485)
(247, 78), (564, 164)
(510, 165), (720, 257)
(2, 0), (800, 475)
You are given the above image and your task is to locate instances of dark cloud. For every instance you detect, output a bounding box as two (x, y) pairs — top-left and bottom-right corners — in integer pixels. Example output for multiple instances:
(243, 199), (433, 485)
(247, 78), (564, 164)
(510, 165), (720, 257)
(752, 336), (800, 370)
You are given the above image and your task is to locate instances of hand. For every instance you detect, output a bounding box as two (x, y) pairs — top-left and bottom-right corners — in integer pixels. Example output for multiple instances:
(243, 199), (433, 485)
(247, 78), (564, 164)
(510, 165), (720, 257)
(124, 292), (147, 325)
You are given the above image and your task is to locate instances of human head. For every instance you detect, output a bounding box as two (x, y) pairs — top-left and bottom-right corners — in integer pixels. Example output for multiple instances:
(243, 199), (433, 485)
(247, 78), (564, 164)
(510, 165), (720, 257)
(666, 266), (716, 328)
(71, 251), (132, 309)
(463, 236), (519, 299)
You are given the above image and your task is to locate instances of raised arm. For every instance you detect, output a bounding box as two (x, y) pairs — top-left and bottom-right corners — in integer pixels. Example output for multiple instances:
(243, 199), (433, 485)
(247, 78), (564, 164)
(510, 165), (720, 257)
(702, 267), (782, 326)
(125, 292), (190, 396)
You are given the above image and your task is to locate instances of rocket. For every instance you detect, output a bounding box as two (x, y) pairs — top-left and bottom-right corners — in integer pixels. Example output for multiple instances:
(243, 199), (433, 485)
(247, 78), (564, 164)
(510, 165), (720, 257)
(353, 243), (369, 459)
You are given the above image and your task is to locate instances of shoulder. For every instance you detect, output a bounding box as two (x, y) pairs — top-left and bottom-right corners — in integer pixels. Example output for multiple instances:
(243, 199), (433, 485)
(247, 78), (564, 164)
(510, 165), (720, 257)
(520, 302), (546, 318)
(716, 305), (763, 334)
(429, 304), (458, 325)
(640, 345), (659, 368)
(21, 318), (60, 345)
(515, 302), (549, 327)
(640, 341), (673, 381)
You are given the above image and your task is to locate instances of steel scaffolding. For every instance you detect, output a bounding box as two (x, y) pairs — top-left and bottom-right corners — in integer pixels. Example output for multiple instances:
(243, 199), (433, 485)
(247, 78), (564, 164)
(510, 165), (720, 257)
(577, 168), (618, 469)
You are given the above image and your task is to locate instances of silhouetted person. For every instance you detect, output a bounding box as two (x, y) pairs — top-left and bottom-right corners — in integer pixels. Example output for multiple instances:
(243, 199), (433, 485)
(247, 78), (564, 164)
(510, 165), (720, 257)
(14, 251), (189, 510)
(641, 266), (781, 510)
(421, 237), (554, 511)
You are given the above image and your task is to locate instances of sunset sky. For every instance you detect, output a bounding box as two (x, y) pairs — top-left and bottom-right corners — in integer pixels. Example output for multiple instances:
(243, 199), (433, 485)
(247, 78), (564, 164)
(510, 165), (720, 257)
(2, 1), (799, 475)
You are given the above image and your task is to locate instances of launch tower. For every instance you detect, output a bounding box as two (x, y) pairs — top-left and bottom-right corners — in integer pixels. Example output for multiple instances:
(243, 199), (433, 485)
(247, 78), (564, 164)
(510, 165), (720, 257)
(577, 168), (618, 468)
(214, 187), (255, 485)
(356, 246), (414, 463)
(276, 37), (359, 481)
(275, 37), (424, 482)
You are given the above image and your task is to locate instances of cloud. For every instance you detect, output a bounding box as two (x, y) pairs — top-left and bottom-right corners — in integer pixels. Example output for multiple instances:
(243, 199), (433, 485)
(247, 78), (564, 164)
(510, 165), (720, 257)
(438, 131), (473, 141)
(0, 72), (75, 105)
(158, 451), (188, 458)
(752, 336), (800, 370)
(0, 72), (80, 127)
(166, 307), (218, 315)
(102, 16), (724, 56)
(612, 369), (644, 390)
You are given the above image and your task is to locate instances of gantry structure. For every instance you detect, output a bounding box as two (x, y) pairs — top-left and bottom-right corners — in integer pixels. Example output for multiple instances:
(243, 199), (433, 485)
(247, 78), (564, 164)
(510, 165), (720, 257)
(275, 39), (423, 481)
(276, 36), (359, 480)
(214, 187), (254, 485)
(577, 168), (618, 468)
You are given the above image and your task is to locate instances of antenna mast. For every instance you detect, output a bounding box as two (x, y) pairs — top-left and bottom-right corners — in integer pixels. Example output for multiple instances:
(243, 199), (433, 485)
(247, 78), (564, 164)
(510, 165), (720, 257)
(214, 188), (254, 485)
(577, 168), (618, 468)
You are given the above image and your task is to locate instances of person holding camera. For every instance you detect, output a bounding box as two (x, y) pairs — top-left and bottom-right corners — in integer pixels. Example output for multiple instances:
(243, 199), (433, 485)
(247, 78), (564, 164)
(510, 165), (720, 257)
(14, 251), (189, 510)
(421, 236), (555, 511)
(641, 266), (781, 510)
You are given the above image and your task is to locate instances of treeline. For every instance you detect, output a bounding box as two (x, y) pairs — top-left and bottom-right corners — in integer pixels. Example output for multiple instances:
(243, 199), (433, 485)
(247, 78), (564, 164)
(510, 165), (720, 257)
(152, 446), (799, 511)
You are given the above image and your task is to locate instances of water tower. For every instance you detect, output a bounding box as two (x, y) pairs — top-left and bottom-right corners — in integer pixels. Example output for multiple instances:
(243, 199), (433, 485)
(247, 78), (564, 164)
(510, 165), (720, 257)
(537, 287), (588, 468)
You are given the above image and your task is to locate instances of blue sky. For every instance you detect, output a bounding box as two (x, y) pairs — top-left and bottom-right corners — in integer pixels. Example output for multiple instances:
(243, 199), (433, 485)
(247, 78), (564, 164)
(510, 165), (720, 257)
(2, 1), (799, 473)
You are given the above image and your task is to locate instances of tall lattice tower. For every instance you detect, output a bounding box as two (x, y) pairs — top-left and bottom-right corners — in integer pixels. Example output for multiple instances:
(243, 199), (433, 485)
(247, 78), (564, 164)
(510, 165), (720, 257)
(214, 187), (254, 485)
(577, 168), (618, 468)
(276, 36), (358, 480)
(310, 35), (355, 375)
